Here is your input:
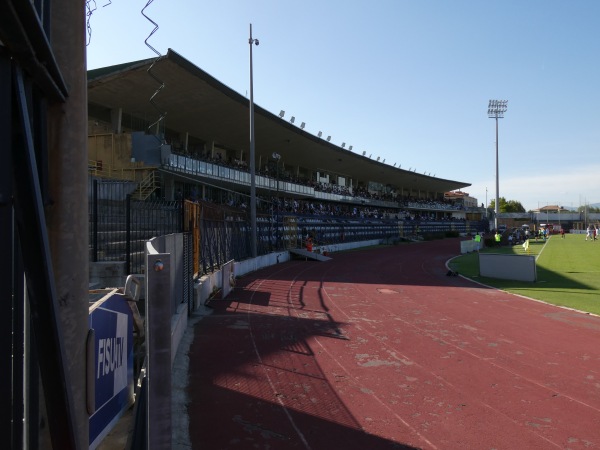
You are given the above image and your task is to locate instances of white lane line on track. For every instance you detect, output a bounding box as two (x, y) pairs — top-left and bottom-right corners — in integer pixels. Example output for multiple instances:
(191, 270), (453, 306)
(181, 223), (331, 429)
(282, 261), (440, 450)
(316, 272), (566, 448)
(245, 262), (313, 450)
(310, 334), (440, 450)
(389, 251), (599, 410)
(383, 295), (600, 409)
(244, 250), (574, 449)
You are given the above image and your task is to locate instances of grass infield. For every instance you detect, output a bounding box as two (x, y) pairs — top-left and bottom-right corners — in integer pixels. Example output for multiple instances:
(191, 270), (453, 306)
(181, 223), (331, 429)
(448, 233), (600, 316)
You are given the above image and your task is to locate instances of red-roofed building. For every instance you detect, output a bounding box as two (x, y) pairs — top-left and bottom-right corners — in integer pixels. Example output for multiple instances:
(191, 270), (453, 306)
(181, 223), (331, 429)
(444, 190), (478, 208)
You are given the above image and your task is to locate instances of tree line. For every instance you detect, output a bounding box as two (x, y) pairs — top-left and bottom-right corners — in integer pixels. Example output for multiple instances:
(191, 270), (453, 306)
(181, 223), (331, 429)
(488, 198), (600, 213)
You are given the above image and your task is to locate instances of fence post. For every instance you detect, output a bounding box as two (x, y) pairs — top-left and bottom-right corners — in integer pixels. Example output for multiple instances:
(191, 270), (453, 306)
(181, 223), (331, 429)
(92, 179), (98, 262)
(145, 251), (172, 449)
(179, 197), (184, 233)
(126, 194), (131, 275)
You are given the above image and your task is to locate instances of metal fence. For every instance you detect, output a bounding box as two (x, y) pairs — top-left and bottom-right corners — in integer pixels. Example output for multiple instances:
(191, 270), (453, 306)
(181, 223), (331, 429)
(89, 178), (183, 274)
(91, 179), (486, 279)
(183, 200), (251, 275)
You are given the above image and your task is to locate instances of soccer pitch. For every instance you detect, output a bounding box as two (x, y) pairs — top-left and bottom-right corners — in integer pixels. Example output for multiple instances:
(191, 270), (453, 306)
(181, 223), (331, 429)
(449, 234), (600, 316)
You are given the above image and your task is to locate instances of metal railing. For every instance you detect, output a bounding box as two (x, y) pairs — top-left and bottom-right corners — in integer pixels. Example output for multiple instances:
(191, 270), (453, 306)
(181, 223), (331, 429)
(88, 158), (156, 182)
(133, 170), (160, 200)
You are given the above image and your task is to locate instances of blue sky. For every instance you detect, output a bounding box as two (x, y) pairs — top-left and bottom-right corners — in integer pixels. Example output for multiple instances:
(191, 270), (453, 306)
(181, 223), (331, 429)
(86, 1), (600, 211)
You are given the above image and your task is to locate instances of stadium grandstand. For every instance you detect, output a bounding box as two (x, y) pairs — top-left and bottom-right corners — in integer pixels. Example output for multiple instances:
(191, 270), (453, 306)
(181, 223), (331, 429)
(87, 48), (487, 269)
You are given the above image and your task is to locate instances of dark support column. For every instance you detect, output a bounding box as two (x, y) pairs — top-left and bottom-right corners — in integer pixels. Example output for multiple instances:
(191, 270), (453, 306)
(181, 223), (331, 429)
(13, 64), (77, 450)
(0, 53), (15, 449)
(47, 0), (89, 447)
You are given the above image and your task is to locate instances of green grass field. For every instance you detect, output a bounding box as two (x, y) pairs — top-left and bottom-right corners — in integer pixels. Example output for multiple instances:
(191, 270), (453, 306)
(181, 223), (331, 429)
(448, 233), (600, 315)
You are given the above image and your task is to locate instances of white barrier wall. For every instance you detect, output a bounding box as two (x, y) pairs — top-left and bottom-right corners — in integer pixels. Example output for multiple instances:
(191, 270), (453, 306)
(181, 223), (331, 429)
(479, 253), (537, 282)
(221, 260), (235, 299)
(194, 240), (383, 308)
(460, 240), (482, 254)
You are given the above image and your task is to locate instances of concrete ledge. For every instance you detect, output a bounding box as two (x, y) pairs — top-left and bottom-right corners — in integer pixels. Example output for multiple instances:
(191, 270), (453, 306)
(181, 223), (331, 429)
(191, 243), (383, 310)
(171, 302), (188, 367)
(234, 251), (290, 277)
(318, 239), (382, 253)
(194, 271), (220, 309)
(289, 248), (332, 261)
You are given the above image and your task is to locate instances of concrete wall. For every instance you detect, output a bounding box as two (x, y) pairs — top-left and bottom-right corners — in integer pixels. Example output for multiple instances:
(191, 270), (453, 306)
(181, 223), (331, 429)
(479, 253), (537, 282)
(192, 239), (383, 308)
(132, 131), (163, 166)
(89, 261), (127, 289)
(88, 133), (132, 168)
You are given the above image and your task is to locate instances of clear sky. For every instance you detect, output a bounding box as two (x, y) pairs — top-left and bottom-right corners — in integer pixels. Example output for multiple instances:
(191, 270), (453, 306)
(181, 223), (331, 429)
(86, 0), (600, 211)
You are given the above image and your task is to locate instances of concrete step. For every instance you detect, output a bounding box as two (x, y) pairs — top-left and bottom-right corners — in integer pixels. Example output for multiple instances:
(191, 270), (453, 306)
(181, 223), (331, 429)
(289, 248), (332, 261)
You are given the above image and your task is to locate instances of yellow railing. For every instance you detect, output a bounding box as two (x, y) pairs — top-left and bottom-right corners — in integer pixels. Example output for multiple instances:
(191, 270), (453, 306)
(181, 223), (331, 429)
(89, 159), (160, 200)
(88, 159), (157, 181)
(132, 170), (159, 200)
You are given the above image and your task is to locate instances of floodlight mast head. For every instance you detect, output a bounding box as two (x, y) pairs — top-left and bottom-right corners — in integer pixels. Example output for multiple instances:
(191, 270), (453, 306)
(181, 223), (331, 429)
(488, 99), (508, 118)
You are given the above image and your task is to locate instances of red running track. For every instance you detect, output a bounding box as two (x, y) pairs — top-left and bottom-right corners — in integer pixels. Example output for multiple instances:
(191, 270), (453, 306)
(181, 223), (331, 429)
(186, 238), (600, 449)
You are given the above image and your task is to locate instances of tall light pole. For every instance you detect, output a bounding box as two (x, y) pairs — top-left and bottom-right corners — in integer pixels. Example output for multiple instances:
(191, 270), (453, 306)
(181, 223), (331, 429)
(249, 24), (259, 257)
(485, 187), (488, 223)
(488, 99), (508, 231)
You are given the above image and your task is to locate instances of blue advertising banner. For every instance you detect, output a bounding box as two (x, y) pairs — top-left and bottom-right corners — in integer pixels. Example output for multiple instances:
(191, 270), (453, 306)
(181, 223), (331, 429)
(88, 292), (134, 449)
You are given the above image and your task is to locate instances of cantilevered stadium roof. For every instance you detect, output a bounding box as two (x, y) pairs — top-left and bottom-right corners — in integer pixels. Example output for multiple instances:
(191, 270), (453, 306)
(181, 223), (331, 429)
(88, 49), (470, 195)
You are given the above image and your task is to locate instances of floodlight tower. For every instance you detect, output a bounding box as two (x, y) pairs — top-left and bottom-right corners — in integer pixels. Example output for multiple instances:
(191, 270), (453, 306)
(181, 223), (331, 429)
(488, 99), (508, 231)
(249, 24), (259, 257)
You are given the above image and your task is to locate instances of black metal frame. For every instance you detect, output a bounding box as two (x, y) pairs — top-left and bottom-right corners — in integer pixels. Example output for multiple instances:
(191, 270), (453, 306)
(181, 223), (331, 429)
(12, 61), (78, 450)
(1, 1), (77, 448)
(0, 48), (16, 449)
